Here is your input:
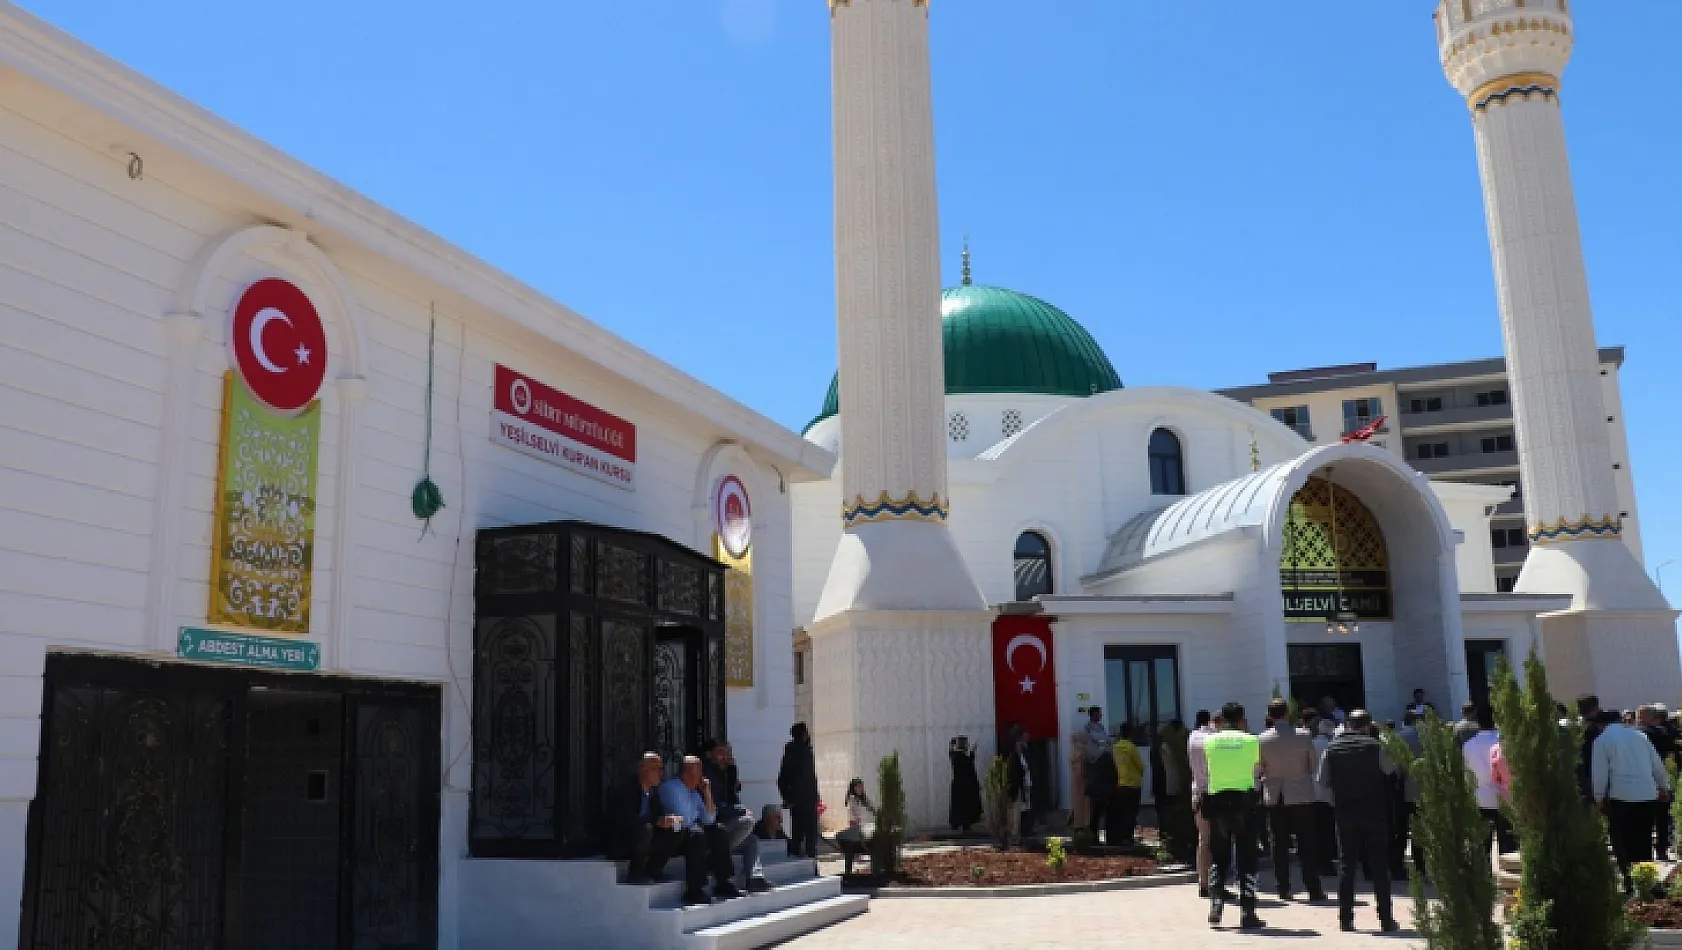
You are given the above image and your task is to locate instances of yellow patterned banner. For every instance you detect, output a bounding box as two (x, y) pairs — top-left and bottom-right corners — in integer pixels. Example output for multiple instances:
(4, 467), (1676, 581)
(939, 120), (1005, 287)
(208, 372), (320, 633)
(715, 536), (754, 688)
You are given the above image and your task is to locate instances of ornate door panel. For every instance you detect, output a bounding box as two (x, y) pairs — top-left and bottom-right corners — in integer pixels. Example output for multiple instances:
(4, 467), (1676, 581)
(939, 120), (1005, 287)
(348, 698), (439, 950)
(27, 683), (232, 950)
(653, 634), (692, 777)
(239, 690), (344, 950)
(598, 618), (649, 811)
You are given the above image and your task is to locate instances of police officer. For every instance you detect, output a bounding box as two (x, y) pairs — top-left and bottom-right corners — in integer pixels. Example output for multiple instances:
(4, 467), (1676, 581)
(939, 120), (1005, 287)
(1317, 709), (1400, 934)
(1198, 701), (1265, 931)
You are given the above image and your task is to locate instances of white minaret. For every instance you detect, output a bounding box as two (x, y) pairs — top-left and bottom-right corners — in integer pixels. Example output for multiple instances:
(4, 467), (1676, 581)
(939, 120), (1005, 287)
(1436, 0), (1679, 704)
(810, 0), (991, 827)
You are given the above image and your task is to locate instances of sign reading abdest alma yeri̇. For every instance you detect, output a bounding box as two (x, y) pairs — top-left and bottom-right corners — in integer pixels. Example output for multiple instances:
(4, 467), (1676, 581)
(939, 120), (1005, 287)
(208, 372), (320, 632)
(489, 363), (637, 490)
(179, 626), (320, 671)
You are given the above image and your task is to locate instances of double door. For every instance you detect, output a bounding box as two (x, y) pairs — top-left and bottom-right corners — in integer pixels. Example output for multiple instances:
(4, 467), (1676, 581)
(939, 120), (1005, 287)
(21, 654), (440, 949)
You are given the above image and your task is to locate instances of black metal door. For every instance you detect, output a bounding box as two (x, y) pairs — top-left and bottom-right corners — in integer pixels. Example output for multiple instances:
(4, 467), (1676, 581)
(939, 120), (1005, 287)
(652, 628), (696, 777)
(25, 681), (232, 949)
(346, 696), (439, 950)
(1288, 644), (1367, 714)
(238, 690), (344, 950)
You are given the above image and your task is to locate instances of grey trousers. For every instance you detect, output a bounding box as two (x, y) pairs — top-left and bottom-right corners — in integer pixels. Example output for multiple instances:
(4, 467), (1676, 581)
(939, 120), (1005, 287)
(721, 812), (762, 886)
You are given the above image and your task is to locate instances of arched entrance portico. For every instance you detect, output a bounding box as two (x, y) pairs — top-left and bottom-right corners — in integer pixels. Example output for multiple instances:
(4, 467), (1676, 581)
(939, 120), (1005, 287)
(1260, 445), (1470, 717)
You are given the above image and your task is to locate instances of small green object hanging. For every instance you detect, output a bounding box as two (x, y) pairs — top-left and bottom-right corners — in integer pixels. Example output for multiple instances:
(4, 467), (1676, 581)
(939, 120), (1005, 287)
(413, 307), (446, 534)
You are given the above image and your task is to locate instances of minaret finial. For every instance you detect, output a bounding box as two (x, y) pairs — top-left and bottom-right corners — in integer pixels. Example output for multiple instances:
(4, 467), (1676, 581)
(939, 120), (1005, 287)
(960, 235), (972, 286)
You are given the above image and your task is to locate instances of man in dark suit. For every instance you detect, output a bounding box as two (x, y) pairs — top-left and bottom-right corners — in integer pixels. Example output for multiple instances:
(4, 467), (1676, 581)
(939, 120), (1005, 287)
(778, 722), (821, 859)
(1317, 711), (1399, 935)
(610, 752), (694, 886)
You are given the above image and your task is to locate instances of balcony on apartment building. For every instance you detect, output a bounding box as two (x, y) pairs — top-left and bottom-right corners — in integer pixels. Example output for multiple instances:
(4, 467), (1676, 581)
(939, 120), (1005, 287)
(1398, 400), (1515, 432)
(1410, 448), (1520, 474)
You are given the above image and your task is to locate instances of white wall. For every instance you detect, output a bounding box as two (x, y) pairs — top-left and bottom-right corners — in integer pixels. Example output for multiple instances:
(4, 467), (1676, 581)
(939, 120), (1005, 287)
(0, 73), (804, 948)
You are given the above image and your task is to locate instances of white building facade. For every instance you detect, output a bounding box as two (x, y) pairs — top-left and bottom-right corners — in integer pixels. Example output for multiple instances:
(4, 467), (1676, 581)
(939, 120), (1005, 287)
(0, 6), (843, 948)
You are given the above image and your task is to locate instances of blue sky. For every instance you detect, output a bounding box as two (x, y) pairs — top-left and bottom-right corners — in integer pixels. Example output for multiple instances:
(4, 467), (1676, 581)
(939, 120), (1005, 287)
(20, 0), (1681, 584)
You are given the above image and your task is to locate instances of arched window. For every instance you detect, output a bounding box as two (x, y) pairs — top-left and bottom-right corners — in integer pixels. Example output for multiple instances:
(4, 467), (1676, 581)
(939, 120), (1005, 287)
(1014, 531), (1053, 601)
(1148, 428), (1186, 495)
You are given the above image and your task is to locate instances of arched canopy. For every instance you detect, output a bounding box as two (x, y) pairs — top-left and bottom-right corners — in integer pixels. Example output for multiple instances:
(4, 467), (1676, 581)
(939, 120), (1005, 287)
(1095, 443), (1453, 579)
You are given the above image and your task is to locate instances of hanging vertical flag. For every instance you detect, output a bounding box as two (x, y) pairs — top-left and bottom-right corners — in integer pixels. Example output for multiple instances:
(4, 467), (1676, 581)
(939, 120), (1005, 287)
(992, 615), (1059, 745)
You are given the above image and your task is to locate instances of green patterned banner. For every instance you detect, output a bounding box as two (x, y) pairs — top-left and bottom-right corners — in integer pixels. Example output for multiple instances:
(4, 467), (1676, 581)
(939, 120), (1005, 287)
(208, 373), (320, 633)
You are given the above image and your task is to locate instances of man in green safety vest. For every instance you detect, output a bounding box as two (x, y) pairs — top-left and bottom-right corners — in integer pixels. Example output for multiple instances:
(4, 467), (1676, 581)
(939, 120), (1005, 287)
(1196, 701), (1265, 930)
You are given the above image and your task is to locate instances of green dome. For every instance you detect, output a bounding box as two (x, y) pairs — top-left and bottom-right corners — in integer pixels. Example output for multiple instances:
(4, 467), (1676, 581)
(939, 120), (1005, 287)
(806, 284), (1122, 432)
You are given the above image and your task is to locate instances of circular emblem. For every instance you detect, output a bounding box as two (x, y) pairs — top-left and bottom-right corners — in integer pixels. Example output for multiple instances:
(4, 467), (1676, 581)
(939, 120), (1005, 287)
(229, 278), (329, 414)
(510, 377), (532, 415)
(713, 475), (752, 558)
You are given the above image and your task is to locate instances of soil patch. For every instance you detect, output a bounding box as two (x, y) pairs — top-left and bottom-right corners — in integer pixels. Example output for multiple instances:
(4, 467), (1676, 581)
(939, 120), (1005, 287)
(862, 847), (1158, 888)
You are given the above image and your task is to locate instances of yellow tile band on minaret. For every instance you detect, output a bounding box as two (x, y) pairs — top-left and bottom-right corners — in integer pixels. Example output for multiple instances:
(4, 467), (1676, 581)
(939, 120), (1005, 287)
(1529, 514), (1622, 545)
(1467, 71), (1559, 112)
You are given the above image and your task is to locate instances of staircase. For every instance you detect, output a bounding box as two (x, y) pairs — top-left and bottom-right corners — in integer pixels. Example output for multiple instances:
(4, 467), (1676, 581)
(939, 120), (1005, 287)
(459, 839), (868, 950)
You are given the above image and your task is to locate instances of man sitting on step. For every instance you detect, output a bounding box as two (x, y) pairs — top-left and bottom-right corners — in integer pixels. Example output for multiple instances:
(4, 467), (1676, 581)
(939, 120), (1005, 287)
(659, 755), (745, 905)
(702, 739), (772, 893)
(610, 752), (684, 885)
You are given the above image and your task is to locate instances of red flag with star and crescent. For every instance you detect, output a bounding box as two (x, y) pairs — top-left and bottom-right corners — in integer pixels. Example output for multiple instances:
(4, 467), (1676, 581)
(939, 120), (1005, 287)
(992, 615), (1059, 744)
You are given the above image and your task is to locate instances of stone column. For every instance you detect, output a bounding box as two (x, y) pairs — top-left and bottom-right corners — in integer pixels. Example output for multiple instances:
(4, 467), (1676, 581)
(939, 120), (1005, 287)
(814, 0), (992, 828)
(1436, 0), (1678, 704)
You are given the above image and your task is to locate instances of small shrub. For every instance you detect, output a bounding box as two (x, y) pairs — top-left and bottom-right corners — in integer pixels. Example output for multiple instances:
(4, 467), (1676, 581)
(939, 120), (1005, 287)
(982, 753), (1014, 850)
(1045, 836), (1068, 875)
(1506, 895), (1555, 950)
(1632, 862), (1661, 903)
(1409, 711), (1502, 950)
(970, 864), (986, 882)
(869, 751), (908, 875)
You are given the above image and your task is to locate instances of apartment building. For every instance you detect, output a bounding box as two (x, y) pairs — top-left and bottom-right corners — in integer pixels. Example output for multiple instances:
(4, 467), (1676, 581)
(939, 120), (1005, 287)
(1218, 347), (1641, 592)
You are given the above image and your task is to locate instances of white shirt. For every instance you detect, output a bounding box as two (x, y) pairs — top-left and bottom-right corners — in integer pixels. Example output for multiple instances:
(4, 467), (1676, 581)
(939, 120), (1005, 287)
(1189, 726), (1213, 799)
(1593, 722), (1670, 804)
(1462, 729), (1501, 808)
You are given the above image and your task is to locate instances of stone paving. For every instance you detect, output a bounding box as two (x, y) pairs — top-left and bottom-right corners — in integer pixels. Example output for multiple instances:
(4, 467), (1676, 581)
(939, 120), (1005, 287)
(781, 870), (1426, 948)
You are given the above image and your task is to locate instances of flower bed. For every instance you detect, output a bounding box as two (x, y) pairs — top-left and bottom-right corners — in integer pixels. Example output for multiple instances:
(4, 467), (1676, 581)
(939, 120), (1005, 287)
(847, 846), (1158, 888)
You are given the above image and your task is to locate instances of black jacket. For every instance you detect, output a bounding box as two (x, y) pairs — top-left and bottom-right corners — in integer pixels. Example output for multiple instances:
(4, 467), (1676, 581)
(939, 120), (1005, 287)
(1321, 732), (1392, 812)
(778, 739), (819, 806)
(1006, 748), (1036, 803)
(607, 776), (668, 859)
(1086, 750), (1118, 801)
(705, 760), (743, 813)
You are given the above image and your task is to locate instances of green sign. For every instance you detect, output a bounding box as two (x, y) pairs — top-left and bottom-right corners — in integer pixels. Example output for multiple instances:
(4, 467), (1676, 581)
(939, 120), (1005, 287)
(178, 626), (320, 671)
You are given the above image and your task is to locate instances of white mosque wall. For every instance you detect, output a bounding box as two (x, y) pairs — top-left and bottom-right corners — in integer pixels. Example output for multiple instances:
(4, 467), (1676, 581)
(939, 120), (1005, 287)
(0, 57), (816, 947)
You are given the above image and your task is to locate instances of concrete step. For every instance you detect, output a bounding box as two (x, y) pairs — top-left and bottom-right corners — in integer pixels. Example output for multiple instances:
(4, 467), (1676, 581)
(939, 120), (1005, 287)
(633, 853), (817, 907)
(661, 876), (841, 931)
(680, 894), (869, 950)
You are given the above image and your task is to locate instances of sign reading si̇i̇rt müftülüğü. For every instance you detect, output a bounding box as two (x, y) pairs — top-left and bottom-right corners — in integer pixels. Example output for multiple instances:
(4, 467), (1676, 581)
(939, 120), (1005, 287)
(490, 364), (637, 490)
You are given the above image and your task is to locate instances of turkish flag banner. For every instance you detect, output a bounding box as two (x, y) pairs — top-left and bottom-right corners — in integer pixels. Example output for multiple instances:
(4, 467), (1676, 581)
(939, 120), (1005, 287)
(992, 615), (1059, 745)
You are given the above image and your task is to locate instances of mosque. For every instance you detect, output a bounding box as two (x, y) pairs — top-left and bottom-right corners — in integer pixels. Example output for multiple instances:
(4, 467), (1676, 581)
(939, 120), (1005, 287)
(791, 263), (1555, 825)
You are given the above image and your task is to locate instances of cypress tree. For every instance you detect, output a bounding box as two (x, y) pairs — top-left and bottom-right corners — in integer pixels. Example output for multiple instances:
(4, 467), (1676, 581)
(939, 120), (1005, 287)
(1489, 653), (1639, 950)
(870, 751), (908, 875)
(1410, 711), (1502, 949)
(982, 753), (1014, 850)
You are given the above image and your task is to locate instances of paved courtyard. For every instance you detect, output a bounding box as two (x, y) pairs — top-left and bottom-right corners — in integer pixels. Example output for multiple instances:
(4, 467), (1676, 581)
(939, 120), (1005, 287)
(782, 873), (1424, 948)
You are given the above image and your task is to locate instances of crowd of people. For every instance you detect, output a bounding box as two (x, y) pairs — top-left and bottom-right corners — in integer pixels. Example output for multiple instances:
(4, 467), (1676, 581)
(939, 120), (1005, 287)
(608, 723), (824, 906)
(1166, 689), (1682, 934)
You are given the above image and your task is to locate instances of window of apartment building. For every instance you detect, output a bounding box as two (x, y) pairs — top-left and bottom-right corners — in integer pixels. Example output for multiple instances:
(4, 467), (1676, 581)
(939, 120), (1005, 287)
(1490, 527), (1527, 549)
(1481, 434), (1515, 454)
(1415, 442), (1451, 460)
(1409, 396), (1444, 413)
(1270, 406), (1312, 439)
(1496, 575), (1518, 593)
(1342, 397), (1383, 434)
(1474, 389), (1509, 407)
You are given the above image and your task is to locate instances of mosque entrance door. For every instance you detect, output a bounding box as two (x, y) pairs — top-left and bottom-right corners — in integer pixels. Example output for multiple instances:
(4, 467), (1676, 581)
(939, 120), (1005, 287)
(470, 522), (728, 859)
(1288, 644), (1366, 717)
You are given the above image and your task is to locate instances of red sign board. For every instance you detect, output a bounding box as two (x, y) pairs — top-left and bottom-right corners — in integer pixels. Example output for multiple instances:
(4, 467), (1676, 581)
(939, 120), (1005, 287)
(229, 278), (329, 414)
(992, 615), (1060, 745)
(490, 364), (637, 490)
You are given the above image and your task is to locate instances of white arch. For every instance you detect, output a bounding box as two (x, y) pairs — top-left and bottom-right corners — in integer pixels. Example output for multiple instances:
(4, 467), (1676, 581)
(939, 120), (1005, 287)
(145, 224), (369, 666)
